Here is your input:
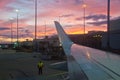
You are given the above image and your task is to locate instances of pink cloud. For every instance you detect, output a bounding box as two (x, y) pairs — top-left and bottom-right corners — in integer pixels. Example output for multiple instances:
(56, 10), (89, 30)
(0, 0), (15, 9)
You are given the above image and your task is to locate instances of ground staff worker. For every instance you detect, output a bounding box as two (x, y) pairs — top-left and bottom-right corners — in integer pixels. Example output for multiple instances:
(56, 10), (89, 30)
(37, 61), (44, 75)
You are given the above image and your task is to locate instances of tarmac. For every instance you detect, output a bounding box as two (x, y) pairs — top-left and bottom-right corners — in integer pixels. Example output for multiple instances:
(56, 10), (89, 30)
(0, 49), (67, 80)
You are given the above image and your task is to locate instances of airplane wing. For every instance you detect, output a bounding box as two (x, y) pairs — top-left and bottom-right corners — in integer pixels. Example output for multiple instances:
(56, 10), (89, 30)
(54, 21), (120, 80)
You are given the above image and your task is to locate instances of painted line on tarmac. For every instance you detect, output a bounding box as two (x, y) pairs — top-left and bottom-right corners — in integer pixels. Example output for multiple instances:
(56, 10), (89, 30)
(46, 71), (68, 80)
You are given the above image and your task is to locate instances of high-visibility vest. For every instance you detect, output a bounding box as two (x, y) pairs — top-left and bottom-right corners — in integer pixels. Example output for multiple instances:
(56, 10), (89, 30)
(38, 62), (43, 68)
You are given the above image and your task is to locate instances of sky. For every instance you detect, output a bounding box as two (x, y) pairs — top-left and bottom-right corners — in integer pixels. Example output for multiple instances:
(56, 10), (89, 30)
(0, 0), (120, 43)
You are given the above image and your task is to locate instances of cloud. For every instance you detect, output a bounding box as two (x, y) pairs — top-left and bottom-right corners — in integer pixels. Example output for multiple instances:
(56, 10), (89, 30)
(64, 24), (83, 28)
(55, 0), (60, 3)
(85, 14), (107, 21)
(0, 27), (10, 30)
(60, 14), (74, 17)
(0, 0), (15, 8)
(87, 16), (120, 26)
(75, 0), (83, 5)
(18, 29), (34, 38)
(87, 20), (107, 26)
(20, 33), (33, 38)
(54, 0), (83, 5)
(111, 16), (120, 20)
(75, 14), (107, 21)
(0, 35), (10, 38)
(75, 17), (82, 21)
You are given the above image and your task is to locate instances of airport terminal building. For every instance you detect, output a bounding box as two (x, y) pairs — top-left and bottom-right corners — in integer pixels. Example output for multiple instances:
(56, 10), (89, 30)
(102, 18), (120, 49)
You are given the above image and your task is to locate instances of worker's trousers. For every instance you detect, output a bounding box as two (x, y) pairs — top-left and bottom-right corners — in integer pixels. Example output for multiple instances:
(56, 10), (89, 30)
(38, 67), (43, 75)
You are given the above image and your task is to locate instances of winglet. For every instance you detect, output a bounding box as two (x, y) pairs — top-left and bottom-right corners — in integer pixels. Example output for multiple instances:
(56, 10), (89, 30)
(54, 21), (73, 56)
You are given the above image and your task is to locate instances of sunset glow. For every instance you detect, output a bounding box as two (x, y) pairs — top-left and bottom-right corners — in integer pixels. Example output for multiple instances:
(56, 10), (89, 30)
(0, 0), (120, 43)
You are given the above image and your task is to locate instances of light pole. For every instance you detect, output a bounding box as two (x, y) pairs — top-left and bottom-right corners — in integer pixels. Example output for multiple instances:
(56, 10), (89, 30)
(82, 4), (87, 44)
(10, 18), (13, 44)
(82, 4), (87, 35)
(44, 21), (47, 37)
(107, 0), (110, 49)
(34, 0), (38, 52)
(35, 0), (37, 40)
(15, 9), (19, 44)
